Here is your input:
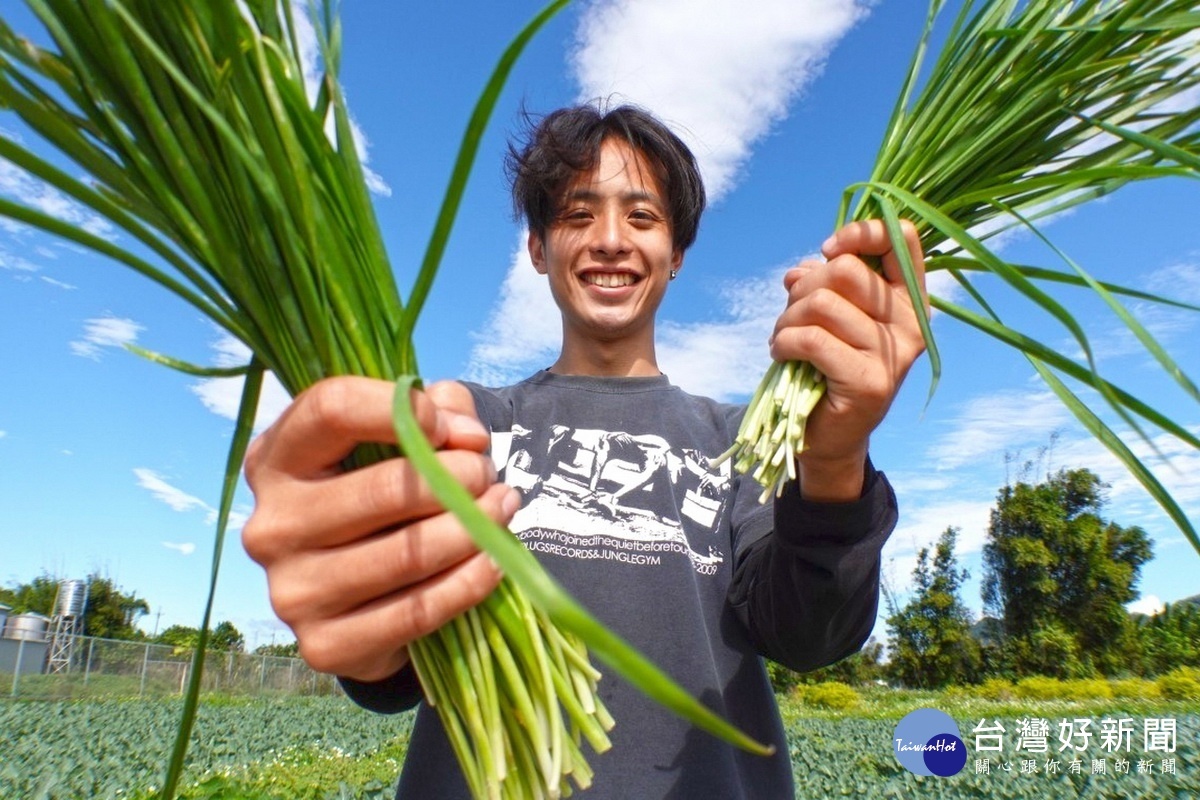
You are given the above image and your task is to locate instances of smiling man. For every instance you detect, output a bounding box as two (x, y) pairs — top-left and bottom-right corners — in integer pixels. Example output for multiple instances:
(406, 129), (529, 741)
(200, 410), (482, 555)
(522, 122), (693, 375)
(241, 103), (927, 797)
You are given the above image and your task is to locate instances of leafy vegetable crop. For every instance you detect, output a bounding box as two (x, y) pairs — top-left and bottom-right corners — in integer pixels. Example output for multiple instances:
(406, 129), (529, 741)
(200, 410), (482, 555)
(3, 696), (1196, 799)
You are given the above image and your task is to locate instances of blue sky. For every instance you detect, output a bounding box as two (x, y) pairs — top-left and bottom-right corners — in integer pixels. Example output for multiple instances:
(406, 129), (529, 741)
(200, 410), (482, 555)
(1, 0), (1198, 652)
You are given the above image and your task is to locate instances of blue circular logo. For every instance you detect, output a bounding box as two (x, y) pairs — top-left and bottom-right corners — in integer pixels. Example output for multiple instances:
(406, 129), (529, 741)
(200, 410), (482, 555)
(892, 708), (966, 777)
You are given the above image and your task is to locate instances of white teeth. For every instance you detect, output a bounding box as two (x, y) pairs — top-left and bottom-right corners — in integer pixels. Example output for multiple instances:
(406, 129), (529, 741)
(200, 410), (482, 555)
(584, 273), (636, 288)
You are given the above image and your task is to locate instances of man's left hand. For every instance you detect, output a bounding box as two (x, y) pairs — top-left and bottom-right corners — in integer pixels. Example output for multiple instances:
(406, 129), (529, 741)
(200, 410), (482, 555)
(770, 219), (928, 501)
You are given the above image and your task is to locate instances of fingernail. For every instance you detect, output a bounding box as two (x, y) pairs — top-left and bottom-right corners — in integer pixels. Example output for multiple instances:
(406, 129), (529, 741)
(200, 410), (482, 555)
(501, 487), (521, 518)
(821, 235), (837, 253)
(449, 413), (488, 439)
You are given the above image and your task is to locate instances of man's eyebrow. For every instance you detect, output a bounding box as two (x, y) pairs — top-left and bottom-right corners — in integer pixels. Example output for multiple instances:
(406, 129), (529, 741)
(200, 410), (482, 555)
(561, 188), (665, 205)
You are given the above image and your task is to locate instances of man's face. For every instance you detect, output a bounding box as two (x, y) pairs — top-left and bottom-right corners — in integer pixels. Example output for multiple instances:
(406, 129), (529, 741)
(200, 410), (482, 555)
(529, 137), (682, 348)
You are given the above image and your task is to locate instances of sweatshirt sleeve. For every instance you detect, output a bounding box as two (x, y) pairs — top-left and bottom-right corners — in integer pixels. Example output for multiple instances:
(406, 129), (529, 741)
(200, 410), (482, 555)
(338, 663), (423, 714)
(726, 460), (897, 672)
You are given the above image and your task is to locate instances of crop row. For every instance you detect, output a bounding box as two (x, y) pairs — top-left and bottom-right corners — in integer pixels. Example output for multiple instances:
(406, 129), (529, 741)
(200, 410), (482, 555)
(0, 696), (411, 799)
(785, 713), (1199, 799)
(1, 696), (1196, 799)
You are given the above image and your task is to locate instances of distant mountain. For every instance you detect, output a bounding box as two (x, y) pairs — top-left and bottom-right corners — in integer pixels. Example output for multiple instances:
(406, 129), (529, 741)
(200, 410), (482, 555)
(1128, 593), (1200, 620)
(970, 616), (1003, 646)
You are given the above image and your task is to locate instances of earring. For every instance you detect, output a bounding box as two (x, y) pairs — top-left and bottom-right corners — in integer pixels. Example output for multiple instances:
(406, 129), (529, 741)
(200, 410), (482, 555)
(669, 269), (678, 280)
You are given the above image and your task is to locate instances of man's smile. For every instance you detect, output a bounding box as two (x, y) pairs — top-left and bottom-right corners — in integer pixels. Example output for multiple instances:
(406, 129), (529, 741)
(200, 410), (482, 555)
(582, 271), (640, 288)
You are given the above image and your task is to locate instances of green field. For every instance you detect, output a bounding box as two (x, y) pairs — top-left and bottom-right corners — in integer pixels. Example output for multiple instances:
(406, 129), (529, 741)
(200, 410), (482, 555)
(1, 690), (1196, 799)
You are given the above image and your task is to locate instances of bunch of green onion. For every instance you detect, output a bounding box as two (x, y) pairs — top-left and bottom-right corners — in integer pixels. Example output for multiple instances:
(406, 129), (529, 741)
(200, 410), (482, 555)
(725, 0), (1200, 557)
(0, 1), (770, 798)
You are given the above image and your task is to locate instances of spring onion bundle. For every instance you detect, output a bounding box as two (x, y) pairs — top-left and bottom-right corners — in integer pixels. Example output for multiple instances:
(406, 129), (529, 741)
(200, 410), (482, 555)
(725, 0), (1200, 556)
(0, 1), (770, 798)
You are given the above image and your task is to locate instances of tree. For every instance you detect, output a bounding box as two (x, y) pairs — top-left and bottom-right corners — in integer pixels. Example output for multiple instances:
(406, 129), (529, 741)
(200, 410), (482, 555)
(157, 621), (245, 653)
(1136, 602), (1200, 675)
(803, 637), (884, 685)
(0, 572), (59, 616)
(158, 624), (201, 652)
(84, 575), (150, 639)
(885, 527), (980, 688)
(0, 571), (149, 640)
(254, 641), (300, 658)
(210, 621), (245, 653)
(982, 468), (1152, 677)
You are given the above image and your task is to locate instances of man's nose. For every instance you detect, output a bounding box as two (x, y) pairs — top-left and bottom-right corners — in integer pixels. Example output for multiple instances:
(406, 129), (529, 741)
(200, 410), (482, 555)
(589, 210), (628, 256)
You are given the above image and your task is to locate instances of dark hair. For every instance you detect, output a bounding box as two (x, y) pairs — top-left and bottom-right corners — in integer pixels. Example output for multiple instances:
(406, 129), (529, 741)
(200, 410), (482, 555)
(506, 104), (706, 252)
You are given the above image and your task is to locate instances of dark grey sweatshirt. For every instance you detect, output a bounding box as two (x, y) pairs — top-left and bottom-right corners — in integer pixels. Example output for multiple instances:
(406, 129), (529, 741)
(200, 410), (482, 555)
(341, 371), (896, 798)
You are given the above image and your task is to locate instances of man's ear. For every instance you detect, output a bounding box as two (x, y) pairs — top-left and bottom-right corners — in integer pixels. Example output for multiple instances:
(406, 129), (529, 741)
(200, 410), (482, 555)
(528, 230), (547, 275)
(671, 248), (683, 276)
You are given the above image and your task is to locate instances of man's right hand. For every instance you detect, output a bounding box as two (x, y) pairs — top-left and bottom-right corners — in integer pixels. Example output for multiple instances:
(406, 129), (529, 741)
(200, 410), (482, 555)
(241, 377), (517, 682)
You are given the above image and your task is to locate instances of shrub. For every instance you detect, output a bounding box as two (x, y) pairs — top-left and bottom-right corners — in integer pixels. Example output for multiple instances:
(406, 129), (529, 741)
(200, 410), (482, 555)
(976, 678), (1015, 701)
(766, 660), (802, 695)
(1156, 667), (1200, 701)
(796, 681), (861, 711)
(1011, 676), (1115, 701)
(1110, 678), (1161, 701)
(1013, 676), (1065, 701)
(1061, 679), (1114, 701)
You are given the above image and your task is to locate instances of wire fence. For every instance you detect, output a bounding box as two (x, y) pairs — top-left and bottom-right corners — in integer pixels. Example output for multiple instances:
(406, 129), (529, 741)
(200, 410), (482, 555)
(1, 633), (340, 700)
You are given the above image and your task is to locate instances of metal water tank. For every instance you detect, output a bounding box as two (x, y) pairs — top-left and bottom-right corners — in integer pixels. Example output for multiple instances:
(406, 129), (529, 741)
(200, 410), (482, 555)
(4, 612), (51, 642)
(56, 579), (88, 618)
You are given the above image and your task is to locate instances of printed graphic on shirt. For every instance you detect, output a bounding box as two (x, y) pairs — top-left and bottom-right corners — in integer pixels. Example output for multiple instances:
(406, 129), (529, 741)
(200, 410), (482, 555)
(490, 424), (731, 576)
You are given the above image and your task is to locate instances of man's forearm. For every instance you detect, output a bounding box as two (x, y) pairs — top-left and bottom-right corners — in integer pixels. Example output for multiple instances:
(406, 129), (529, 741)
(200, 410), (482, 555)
(727, 464), (896, 672)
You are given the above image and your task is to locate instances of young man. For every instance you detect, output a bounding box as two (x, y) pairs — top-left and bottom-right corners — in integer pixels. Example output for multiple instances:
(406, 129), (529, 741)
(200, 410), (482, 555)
(241, 104), (927, 797)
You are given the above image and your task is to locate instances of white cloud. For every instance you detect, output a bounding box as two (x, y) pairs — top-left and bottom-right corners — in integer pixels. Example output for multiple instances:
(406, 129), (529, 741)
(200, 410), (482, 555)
(463, 240), (563, 385)
(912, 377), (1200, 552)
(134, 468), (210, 514)
(162, 541), (197, 556)
(40, 275), (77, 290)
(0, 245), (42, 273)
(879, 492), (996, 606)
(572, 0), (866, 201)
(188, 333), (292, 432)
(889, 497), (996, 558)
(1049, 424), (1200, 525)
(1147, 258), (1200, 305)
(135, 467), (251, 534)
(289, 3), (391, 197)
(926, 389), (1072, 471)
(0, 430), (7, 439)
(657, 272), (783, 400)
(212, 509), (249, 532)
(1126, 594), (1165, 617)
(0, 153), (115, 239)
(925, 269), (963, 308)
(1048, 258), (1200, 367)
(70, 315), (143, 360)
